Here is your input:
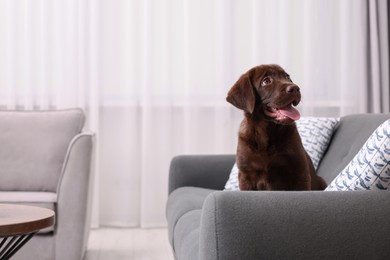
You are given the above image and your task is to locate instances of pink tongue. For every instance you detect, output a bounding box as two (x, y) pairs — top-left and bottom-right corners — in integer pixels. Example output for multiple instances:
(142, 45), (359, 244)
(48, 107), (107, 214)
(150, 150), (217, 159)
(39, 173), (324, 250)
(279, 105), (300, 120)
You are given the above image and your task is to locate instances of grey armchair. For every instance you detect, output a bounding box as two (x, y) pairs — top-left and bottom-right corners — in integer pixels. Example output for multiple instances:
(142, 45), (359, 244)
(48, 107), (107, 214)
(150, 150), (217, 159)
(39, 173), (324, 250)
(0, 109), (94, 260)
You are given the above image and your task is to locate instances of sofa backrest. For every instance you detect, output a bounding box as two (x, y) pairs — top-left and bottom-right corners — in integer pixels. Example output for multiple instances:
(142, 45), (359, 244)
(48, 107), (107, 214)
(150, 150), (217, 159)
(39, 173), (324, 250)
(317, 113), (390, 184)
(0, 109), (85, 192)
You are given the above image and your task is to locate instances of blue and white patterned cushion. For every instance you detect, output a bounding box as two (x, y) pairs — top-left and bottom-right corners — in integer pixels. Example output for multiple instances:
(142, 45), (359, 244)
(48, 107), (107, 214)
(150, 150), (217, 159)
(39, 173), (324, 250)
(224, 163), (239, 191)
(326, 119), (390, 191)
(296, 117), (339, 169)
(224, 117), (339, 191)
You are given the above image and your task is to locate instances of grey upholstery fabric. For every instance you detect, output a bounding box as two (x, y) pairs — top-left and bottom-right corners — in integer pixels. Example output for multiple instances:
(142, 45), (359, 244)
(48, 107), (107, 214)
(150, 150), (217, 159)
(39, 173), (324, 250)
(168, 155), (235, 194)
(200, 191), (390, 260)
(166, 187), (215, 247)
(0, 191), (57, 206)
(55, 133), (94, 260)
(174, 210), (201, 260)
(0, 109), (85, 191)
(167, 113), (390, 260)
(0, 109), (94, 260)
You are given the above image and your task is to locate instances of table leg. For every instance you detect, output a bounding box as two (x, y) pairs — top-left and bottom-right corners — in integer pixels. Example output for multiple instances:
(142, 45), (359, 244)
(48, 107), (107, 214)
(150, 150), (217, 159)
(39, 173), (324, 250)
(0, 233), (36, 260)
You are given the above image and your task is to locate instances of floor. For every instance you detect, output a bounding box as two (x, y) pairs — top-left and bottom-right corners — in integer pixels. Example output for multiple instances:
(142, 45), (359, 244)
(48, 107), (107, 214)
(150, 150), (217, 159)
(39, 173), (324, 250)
(84, 228), (174, 260)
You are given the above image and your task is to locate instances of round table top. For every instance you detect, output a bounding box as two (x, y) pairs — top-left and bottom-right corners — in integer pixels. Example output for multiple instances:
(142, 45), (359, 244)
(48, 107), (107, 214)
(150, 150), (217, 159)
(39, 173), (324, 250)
(0, 204), (55, 237)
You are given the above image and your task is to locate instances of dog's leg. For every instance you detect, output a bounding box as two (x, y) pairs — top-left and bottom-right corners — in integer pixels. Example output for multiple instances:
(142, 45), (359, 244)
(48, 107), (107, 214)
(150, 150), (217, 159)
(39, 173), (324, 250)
(311, 176), (327, 190)
(238, 171), (265, 190)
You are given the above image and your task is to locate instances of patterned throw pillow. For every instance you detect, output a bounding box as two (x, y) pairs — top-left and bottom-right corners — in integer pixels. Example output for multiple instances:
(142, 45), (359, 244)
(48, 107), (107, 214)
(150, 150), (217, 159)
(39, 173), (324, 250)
(326, 119), (390, 191)
(296, 117), (339, 169)
(224, 117), (339, 191)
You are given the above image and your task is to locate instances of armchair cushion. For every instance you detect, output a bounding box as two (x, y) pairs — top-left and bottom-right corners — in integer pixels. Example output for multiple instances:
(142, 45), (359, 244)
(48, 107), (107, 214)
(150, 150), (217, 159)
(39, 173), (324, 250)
(0, 109), (85, 192)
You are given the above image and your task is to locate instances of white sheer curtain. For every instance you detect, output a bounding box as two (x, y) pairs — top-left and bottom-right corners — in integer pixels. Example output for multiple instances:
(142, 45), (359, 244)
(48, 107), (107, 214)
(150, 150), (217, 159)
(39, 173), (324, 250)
(0, 0), (387, 227)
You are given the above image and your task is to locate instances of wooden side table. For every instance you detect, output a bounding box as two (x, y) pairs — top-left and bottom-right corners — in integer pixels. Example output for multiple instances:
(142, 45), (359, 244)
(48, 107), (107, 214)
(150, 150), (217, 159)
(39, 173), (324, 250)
(0, 204), (55, 260)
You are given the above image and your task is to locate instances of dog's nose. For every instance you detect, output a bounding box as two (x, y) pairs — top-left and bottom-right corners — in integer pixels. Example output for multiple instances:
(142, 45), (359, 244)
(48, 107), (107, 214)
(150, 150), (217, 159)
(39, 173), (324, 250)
(286, 85), (300, 93)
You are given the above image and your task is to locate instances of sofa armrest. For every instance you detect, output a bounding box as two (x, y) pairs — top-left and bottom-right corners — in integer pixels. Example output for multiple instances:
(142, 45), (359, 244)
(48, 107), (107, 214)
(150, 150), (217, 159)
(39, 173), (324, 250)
(168, 154), (236, 194)
(56, 132), (95, 260)
(200, 190), (390, 260)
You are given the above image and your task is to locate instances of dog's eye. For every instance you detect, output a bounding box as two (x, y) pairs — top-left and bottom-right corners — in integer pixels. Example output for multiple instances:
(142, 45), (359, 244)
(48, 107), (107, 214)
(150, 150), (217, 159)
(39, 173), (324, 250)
(286, 74), (292, 82)
(261, 77), (272, 86)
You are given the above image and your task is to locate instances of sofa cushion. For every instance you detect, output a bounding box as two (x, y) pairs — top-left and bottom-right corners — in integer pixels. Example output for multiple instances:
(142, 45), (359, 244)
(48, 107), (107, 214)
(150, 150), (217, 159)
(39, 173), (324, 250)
(224, 117), (339, 190)
(0, 191), (57, 233)
(326, 119), (390, 190)
(173, 210), (201, 260)
(0, 109), (85, 192)
(166, 187), (214, 248)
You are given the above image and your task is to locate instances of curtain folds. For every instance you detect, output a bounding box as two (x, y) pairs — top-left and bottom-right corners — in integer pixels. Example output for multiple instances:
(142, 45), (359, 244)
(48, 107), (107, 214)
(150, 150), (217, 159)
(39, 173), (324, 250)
(0, 0), (389, 228)
(365, 0), (390, 113)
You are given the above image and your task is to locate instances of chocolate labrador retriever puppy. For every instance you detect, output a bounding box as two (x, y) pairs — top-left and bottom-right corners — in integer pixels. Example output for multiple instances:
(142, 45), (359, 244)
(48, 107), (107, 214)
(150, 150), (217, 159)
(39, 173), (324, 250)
(227, 64), (327, 190)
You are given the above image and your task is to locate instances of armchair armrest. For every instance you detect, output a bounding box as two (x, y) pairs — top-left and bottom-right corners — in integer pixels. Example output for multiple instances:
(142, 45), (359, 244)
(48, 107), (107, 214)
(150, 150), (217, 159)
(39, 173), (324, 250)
(56, 132), (95, 260)
(200, 190), (390, 260)
(168, 154), (235, 194)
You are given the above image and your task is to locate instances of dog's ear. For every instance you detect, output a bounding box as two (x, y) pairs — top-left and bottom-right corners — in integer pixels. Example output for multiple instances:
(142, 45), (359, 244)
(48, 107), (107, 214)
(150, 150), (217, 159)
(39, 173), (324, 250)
(226, 75), (256, 114)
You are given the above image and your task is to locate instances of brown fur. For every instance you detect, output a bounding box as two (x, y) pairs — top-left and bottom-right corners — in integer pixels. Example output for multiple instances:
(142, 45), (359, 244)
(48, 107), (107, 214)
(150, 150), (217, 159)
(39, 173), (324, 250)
(227, 64), (327, 190)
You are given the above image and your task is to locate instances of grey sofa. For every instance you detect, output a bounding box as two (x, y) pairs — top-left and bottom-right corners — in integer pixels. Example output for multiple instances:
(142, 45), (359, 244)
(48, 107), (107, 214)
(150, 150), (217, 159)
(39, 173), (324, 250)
(166, 113), (390, 260)
(0, 109), (94, 260)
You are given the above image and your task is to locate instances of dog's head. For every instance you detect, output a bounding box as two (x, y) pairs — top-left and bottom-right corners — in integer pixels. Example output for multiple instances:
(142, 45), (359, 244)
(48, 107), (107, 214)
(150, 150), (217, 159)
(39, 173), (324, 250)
(226, 64), (301, 124)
